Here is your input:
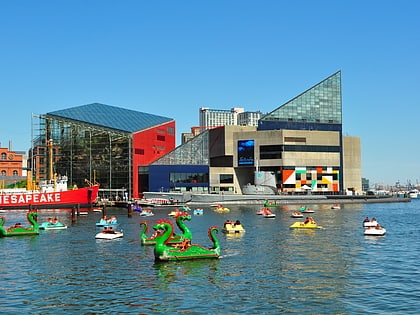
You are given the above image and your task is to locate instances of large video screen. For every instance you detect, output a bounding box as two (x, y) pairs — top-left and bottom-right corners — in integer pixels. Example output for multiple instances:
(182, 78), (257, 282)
(238, 140), (254, 166)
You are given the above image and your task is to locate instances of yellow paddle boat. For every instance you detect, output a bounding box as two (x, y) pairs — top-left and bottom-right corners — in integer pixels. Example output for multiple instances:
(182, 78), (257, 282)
(222, 220), (245, 234)
(213, 204), (230, 213)
(289, 219), (323, 229)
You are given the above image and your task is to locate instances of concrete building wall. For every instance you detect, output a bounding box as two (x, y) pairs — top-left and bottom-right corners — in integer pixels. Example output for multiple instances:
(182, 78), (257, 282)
(224, 125), (256, 157)
(342, 136), (362, 193)
(149, 125), (361, 195)
(229, 127), (348, 194)
(209, 166), (239, 193)
(283, 130), (341, 167)
(208, 126), (256, 194)
(232, 129), (341, 168)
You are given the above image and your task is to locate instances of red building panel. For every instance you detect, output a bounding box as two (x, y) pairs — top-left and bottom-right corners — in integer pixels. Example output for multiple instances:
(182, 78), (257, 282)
(132, 121), (176, 198)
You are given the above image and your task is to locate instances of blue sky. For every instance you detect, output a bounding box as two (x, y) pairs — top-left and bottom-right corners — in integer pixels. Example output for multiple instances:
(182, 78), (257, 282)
(1, 1), (419, 187)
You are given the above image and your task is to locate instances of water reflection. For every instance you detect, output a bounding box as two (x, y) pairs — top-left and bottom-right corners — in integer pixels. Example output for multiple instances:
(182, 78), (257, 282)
(0, 202), (418, 314)
(154, 259), (221, 284)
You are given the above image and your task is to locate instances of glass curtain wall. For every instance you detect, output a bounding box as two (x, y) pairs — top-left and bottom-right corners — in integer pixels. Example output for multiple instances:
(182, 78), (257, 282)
(34, 115), (132, 199)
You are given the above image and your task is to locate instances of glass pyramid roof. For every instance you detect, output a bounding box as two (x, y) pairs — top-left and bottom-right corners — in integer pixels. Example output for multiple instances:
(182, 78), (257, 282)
(152, 130), (209, 165)
(261, 71), (342, 124)
(47, 103), (173, 133)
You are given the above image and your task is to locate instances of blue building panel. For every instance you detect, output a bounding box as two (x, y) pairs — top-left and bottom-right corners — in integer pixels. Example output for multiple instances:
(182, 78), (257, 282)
(148, 165), (209, 192)
(258, 120), (342, 132)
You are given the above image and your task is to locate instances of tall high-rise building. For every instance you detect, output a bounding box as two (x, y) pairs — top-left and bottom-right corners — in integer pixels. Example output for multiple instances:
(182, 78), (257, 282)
(199, 107), (245, 127)
(181, 107), (261, 145)
(237, 111), (262, 126)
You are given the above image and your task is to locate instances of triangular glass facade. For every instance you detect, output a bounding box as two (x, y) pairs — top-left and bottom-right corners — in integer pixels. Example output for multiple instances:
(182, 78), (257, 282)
(152, 130), (209, 165)
(260, 71), (342, 125)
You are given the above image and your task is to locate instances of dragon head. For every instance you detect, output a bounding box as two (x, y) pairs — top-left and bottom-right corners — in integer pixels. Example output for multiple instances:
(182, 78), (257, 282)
(27, 210), (38, 221)
(153, 219), (174, 232)
(175, 211), (192, 221)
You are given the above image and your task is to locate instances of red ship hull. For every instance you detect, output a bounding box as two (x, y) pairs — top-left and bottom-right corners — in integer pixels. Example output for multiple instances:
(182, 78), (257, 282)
(0, 185), (100, 209)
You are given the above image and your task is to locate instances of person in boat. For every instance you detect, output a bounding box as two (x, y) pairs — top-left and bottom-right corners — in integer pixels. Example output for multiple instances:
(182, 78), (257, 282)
(182, 239), (191, 249)
(99, 215), (108, 225)
(264, 199), (269, 207)
(52, 217), (58, 225)
(304, 217), (310, 224)
(108, 216), (117, 224)
(103, 226), (115, 234)
(235, 220), (241, 226)
(224, 220), (233, 227)
(174, 238), (191, 250)
(375, 224), (382, 229)
(363, 217), (370, 223)
(134, 204), (142, 212)
(14, 222), (23, 228)
(263, 207), (271, 214)
(371, 217), (377, 222)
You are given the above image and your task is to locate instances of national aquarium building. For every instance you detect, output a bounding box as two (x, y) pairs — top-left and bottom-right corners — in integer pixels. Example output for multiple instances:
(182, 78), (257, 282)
(28, 71), (361, 199)
(29, 103), (176, 200)
(149, 71), (362, 195)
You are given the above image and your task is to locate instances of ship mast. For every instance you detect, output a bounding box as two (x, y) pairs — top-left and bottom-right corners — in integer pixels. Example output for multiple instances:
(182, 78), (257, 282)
(48, 139), (54, 181)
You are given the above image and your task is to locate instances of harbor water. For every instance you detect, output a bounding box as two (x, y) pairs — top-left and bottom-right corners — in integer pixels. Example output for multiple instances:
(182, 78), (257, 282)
(0, 200), (419, 314)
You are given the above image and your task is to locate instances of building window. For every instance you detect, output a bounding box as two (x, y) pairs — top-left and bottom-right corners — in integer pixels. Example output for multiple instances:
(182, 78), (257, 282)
(169, 172), (209, 184)
(157, 135), (165, 141)
(135, 148), (145, 155)
(13, 170), (18, 176)
(284, 137), (306, 143)
(283, 145), (340, 152)
(260, 145), (282, 159)
(220, 174), (234, 184)
(1, 170), (6, 176)
(1, 153), (6, 160)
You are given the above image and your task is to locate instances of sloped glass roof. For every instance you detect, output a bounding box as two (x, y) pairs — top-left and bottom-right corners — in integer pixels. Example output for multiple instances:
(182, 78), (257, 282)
(47, 103), (173, 133)
(261, 71), (342, 124)
(152, 130), (209, 165)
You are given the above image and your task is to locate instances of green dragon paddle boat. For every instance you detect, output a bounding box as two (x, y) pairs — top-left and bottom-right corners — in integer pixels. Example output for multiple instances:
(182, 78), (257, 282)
(263, 199), (277, 207)
(140, 211), (193, 246)
(0, 210), (39, 237)
(153, 219), (220, 261)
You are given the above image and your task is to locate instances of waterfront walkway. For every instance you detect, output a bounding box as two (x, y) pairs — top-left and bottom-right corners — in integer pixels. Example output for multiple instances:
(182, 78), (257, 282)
(142, 191), (410, 206)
